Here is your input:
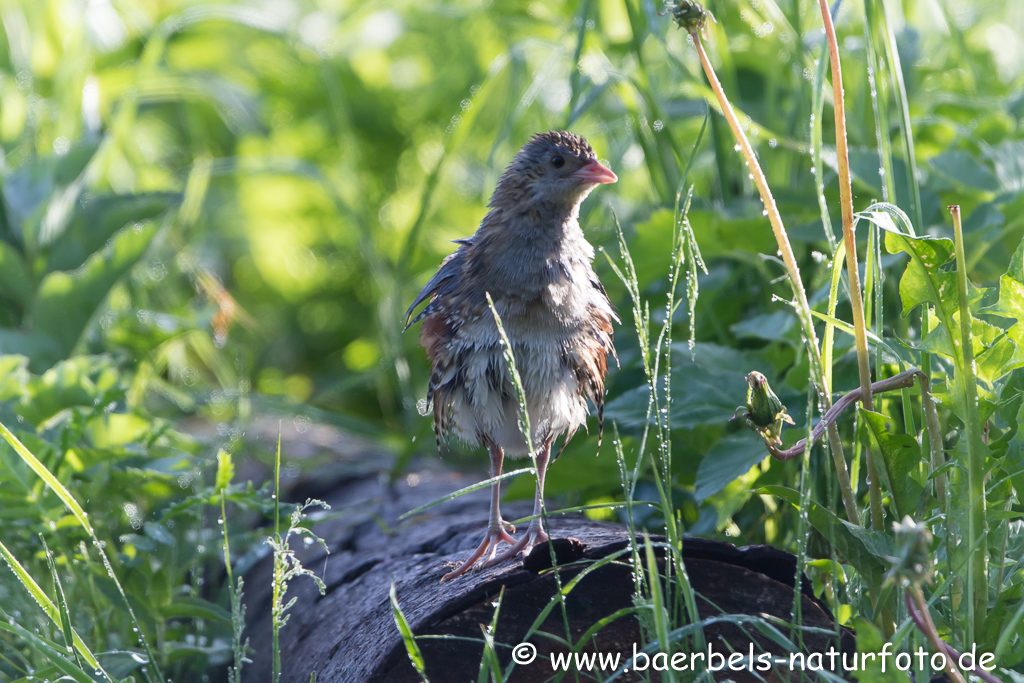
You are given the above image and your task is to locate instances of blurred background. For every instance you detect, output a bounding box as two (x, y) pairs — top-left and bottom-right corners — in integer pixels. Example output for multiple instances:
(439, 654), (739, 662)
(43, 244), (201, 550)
(0, 0), (1022, 677)
(3, 0), (1024, 534)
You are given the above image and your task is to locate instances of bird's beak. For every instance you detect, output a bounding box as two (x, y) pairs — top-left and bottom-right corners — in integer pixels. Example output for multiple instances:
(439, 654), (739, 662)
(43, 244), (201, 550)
(573, 160), (618, 185)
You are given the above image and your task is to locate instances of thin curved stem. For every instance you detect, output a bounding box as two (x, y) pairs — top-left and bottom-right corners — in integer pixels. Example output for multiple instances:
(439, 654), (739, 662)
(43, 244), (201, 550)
(905, 588), (1002, 683)
(766, 369), (924, 462)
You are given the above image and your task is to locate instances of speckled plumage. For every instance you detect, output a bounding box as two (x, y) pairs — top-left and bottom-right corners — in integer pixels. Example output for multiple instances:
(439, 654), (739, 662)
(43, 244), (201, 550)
(406, 131), (617, 458)
(404, 131), (618, 578)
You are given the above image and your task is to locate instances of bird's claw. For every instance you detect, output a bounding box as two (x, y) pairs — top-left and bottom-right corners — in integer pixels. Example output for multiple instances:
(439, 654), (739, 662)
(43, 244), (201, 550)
(482, 524), (550, 568)
(441, 524), (517, 580)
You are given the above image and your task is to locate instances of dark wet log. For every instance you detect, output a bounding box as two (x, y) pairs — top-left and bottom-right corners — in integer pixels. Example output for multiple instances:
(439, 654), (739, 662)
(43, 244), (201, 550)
(243, 467), (854, 682)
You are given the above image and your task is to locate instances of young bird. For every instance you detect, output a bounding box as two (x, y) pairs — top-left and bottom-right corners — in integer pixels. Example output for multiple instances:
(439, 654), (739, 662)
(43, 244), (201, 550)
(405, 131), (618, 579)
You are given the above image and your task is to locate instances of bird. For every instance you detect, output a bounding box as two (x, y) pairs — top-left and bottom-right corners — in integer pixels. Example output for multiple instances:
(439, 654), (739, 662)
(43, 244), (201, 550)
(404, 131), (618, 580)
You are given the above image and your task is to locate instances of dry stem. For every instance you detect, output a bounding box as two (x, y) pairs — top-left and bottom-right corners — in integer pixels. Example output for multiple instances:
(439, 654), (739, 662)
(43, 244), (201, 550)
(816, 0), (883, 531)
(690, 31), (859, 524)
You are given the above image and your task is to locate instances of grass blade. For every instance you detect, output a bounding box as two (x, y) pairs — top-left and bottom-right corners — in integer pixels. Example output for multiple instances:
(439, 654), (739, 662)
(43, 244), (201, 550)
(398, 468), (535, 521)
(0, 540), (109, 679)
(390, 580), (431, 683)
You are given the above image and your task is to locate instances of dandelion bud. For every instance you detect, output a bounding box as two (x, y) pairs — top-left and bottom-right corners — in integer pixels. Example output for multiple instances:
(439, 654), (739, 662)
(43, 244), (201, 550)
(887, 516), (934, 587)
(734, 371), (794, 445)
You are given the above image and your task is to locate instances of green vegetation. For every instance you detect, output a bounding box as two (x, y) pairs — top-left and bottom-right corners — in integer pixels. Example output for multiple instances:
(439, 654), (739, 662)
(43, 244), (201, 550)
(0, 0), (1022, 680)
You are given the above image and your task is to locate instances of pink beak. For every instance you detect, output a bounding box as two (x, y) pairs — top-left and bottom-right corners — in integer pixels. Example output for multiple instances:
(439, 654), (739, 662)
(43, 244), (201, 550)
(573, 160), (618, 185)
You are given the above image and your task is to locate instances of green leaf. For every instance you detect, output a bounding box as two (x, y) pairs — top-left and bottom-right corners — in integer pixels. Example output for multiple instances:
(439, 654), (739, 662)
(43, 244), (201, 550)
(883, 229), (1016, 390)
(981, 237), (1024, 376)
(15, 356), (118, 426)
(0, 240), (33, 307)
(28, 220), (159, 369)
(0, 539), (106, 675)
(0, 355), (28, 401)
(929, 150), (1000, 192)
(1, 140), (100, 248)
(986, 139), (1024, 192)
(45, 193), (176, 273)
(760, 485), (892, 585)
(390, 581), (430, 683)
(859, 407), (925, 519)
(852, 619), (911, 682)
(693, 433), (767, 502)
(606, 343), (794, 431)
(730, 310), (795, 343)
(883, 230), (956, 319)
(85, 413), (151, 448)
(0, 419), (95, 535)
(163, 595), (232, 625)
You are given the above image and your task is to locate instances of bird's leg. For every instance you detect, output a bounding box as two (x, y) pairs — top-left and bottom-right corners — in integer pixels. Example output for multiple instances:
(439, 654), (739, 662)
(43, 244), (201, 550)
(442, 444), (516, 580)
(485, 440), (552, 566)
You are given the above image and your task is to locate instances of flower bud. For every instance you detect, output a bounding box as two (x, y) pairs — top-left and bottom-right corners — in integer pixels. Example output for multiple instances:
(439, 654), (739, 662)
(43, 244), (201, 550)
(887, 516), (934, 587)
(665, 1), (713, 35)
(736, 370), (794, 445)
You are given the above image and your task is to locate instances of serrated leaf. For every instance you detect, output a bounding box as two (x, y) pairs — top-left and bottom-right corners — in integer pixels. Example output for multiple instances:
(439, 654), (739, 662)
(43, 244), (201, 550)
(981, 237), (1024, 379)
(859, 408), (925, 519)
(884, 230), (957, 315)
(760, 485), (892, 585)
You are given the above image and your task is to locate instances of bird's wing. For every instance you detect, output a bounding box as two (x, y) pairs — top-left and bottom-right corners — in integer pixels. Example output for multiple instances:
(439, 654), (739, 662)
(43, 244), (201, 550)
(403, 247), (466, 330)
(590, 273), (620, 325)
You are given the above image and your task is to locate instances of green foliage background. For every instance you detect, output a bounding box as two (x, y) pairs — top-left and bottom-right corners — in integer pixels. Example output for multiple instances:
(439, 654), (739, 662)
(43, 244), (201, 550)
(0, 0), (1022, 680)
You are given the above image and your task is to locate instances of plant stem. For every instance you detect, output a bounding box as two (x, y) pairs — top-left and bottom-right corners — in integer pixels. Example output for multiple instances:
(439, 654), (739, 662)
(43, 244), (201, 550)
(690, 37), (808, 340)
(272, 431), (282, 683)
(907, 587), (967, 683)
(918, 372), (946, 505)
(816, 0), (883, 531)
(905, 588), (1004, 683)
(766, 368), (922, 462)
(690, 31), (859, 525)
(825, 423), (860, 525)
(949, 204), (988, 644)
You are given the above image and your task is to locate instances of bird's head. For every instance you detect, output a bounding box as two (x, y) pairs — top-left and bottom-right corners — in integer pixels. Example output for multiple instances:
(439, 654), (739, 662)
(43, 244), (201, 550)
(492, 131), (617, 211)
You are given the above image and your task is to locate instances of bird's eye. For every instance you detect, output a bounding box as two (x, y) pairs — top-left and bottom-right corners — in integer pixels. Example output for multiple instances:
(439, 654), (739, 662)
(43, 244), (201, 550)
(551, 155), (565, 168)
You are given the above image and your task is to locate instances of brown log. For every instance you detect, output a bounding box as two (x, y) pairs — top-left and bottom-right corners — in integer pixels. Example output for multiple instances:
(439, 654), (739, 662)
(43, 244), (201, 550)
(242, 467), (854, 682)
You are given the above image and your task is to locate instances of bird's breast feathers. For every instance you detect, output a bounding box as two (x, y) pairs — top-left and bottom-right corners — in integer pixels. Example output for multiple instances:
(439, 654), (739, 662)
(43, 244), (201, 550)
(410, 207), (616, 453)
(417, 265), (614, 454)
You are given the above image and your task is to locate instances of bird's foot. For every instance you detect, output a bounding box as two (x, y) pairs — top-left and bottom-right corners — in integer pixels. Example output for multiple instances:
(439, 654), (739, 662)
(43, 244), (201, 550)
(483, 523), (550, 568)
(441, 524), (517, 580)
